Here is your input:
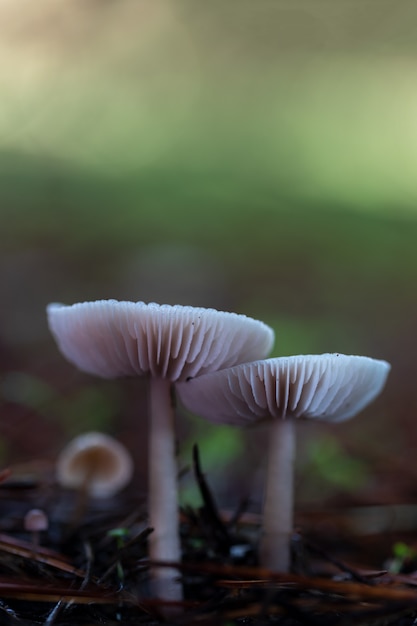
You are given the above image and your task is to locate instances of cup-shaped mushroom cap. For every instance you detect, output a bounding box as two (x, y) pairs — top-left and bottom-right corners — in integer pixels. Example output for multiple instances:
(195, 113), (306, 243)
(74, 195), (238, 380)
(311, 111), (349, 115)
(56, 432), (134, 498)
(47, 300), (274, 382)
(177, 353), (391, 425)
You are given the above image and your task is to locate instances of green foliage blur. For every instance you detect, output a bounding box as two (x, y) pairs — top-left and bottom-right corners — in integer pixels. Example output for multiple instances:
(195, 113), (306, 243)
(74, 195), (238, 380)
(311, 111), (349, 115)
(0, 1), (415, 506)
(305, 434), (369, 494)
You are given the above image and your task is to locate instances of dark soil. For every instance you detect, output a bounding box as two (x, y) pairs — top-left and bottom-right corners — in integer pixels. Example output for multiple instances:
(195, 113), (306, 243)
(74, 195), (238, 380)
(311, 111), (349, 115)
(0, 446), (417, 626)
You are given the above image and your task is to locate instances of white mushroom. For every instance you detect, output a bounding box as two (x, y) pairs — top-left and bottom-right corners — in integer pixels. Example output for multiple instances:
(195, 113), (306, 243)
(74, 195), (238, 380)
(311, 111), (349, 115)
(56, 432), (133, 498)
(47, 300), (274, 601)
(24, 508), (49, 551)
(177, 353), (391, 573)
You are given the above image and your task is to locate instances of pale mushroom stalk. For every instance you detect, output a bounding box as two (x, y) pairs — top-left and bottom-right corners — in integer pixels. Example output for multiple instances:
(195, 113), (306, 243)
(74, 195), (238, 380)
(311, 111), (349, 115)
(148, 377), (181, 602)
(260, 418), (295, 572)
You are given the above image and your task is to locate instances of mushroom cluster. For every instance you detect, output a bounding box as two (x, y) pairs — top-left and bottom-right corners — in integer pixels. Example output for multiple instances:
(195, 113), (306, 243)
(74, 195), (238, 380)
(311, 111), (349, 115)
(47, 299), (390, 601)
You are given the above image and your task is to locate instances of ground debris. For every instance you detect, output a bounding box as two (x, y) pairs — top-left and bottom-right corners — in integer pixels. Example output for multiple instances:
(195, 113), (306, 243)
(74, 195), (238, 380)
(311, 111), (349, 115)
(0, 454), (417, 624)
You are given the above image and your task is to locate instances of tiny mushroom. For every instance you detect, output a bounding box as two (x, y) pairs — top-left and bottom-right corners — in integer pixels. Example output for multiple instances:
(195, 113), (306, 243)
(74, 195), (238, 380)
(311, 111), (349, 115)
(47, 300), (274, 601)
(56, 432), (134, 498)
(177, 353), (391, 573)
(24, 508), (49, 550)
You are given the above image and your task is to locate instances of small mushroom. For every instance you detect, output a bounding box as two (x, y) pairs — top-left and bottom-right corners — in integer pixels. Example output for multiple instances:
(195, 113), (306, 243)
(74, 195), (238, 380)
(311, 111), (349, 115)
(56, 432), (133, 498)
(47, 300), (274, 601)
(24, 508), (49, 551)
(177, 353), (391, 572)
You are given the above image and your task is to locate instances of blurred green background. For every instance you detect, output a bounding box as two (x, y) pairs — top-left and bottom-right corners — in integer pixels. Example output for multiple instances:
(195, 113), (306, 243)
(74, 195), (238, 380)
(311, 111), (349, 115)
(0, 0), (416, 513)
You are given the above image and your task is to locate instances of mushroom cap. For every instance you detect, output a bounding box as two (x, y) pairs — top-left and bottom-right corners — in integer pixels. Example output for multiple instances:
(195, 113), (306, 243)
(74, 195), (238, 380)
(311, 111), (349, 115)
(24, 509), (49, 532)
(56, 432), (134, 498)
(47, 300), (274, 382)
(177, 353), (391, 425)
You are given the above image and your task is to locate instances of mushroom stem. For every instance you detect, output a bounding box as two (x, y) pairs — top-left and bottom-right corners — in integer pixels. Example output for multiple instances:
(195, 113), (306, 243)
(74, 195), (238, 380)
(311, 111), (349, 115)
(260, 418), (295, 572)
(148, 377), (182, 602)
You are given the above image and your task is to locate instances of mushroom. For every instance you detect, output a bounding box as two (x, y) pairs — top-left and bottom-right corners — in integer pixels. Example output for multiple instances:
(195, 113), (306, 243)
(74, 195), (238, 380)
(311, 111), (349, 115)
(24, 508), (49, 551)
(56, 432), (134, 498)
(47, 300), (274, 601)
(177, 353), (391, 573)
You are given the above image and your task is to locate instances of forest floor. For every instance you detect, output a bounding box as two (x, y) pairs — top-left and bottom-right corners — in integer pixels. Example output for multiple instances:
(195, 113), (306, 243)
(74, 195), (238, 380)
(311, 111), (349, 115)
(1, 446), (417, 626)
